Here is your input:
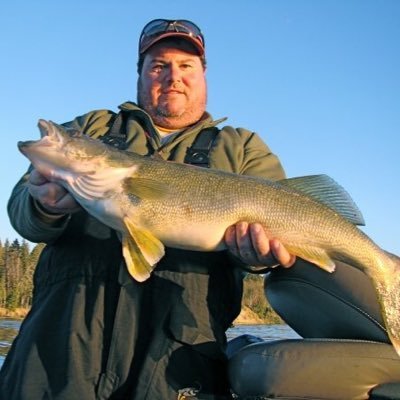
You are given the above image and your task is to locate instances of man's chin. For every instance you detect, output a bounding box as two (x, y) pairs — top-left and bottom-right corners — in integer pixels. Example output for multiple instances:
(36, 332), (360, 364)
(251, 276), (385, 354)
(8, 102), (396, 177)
(153, 113), (194, 130)
(157, 104), (185, 118)
(153, 104), (206, 129)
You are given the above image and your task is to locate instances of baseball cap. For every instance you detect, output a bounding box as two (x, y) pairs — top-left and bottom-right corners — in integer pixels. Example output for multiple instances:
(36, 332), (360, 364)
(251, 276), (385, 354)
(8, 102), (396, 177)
(139, 19), (205, 56)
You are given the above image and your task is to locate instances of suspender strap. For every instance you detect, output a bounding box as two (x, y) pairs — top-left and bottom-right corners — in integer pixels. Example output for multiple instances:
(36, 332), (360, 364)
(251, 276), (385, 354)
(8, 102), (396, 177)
(103, 111), (219, 168)
(184, 127), (219, 168)
(101, 112), (129, 150)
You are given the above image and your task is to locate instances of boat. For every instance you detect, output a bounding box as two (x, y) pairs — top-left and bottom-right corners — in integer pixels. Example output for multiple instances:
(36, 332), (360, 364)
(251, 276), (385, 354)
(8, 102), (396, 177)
(226, 259), (400, 399)
(227, 334), (400, 399)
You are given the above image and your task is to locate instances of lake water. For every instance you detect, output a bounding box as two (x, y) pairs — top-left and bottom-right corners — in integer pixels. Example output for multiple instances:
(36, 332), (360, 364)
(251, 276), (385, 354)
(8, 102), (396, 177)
(0, 319), (300, 368)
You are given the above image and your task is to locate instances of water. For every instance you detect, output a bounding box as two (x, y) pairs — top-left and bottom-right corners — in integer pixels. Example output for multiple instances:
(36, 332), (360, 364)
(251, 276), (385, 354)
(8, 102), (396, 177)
(0, 319), (21, 368)
(0, 319), (300, 368)
(227, 323), (300, 341)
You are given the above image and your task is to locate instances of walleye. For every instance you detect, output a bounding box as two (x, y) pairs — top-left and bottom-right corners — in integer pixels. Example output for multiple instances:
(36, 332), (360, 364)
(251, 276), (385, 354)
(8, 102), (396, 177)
(18, 120), (400, 355)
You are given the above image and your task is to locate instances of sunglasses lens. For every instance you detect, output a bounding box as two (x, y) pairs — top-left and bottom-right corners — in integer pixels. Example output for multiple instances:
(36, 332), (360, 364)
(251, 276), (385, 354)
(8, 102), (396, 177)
(142, 19), (169, 37)
(174, 20), (203, 41)
(140, 19), (204, 51)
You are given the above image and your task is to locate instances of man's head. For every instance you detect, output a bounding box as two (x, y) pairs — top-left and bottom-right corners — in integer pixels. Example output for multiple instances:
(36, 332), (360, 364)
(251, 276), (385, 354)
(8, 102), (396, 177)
(137, 19), (207, 129)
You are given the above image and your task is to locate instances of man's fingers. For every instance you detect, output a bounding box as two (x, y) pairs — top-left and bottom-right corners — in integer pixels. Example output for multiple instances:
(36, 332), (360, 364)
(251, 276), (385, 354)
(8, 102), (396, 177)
(224, 225), (237, 254)
(29, 170), (49, 186)
(235, 222), (255, 261)
(249, 223), (272, 262)
(270, 239), (296, 268)
(28, 180), (81, 214)
(225, 222), (296, 268)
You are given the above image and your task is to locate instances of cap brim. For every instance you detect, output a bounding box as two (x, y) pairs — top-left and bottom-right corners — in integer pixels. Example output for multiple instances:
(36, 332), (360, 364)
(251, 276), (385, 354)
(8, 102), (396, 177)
(139, 32), (205, 56)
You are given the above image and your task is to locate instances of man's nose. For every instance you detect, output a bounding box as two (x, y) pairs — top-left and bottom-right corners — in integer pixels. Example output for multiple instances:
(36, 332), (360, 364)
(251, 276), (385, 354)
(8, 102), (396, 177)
(167, 64), (182, 82)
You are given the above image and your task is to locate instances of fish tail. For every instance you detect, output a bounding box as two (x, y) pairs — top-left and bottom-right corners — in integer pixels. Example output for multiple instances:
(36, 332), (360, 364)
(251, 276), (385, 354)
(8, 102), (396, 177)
(377, 253), (400, 357)
(385, 250), (400, 265)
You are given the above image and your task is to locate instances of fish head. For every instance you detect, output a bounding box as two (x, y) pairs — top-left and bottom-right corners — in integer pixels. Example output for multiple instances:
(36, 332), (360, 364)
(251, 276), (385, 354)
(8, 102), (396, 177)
(18, 119), (108, 180)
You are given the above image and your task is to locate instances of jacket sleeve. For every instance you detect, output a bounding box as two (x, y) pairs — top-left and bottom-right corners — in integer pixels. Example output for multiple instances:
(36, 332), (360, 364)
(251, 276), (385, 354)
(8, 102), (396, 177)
(61, 109), (116, 139)
(7, 109), (116, 243)
(7, 169), (71, 243)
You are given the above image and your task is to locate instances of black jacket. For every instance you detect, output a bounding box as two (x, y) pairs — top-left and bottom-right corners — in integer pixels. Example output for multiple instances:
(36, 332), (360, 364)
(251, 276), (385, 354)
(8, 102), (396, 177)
(1, 102), (285, 399)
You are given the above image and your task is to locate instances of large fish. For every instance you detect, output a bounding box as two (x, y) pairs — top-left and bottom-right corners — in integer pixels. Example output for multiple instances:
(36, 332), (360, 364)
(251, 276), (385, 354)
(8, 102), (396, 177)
(18, 119), (400, 354)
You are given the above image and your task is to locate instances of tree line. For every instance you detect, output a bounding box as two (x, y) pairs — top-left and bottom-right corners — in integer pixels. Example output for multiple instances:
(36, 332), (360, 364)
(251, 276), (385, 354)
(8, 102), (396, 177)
(0, 238), (280, 322)
(0, 239), (44, 311)
(242, 274), (283, 323)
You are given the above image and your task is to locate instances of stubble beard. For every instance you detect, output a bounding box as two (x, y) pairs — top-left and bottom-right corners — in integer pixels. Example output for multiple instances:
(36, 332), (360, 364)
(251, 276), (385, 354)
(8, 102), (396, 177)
(137, 81), (207, 129)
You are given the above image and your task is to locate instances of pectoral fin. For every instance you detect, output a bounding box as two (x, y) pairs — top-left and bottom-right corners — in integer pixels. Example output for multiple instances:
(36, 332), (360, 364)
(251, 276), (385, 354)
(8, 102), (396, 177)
(123, 177), (170, 200)
(122, 217), (165, 282)
(285, 244), (336, 273)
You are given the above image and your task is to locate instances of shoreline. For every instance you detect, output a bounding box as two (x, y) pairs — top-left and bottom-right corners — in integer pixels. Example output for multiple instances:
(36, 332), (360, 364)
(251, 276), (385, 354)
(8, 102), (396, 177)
(0, 306), (279, 325)
(0, 308), (29, 319)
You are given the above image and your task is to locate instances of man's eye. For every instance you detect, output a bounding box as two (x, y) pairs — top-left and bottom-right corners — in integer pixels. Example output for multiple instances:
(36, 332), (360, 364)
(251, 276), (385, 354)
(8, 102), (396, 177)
(152, 64), (164, 72)
(181, 64), (193, 69)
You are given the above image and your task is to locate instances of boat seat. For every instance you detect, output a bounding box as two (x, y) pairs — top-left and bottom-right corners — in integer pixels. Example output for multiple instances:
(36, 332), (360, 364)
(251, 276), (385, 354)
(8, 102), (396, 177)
(227, 334), (400, 399)
(371, 383), (400, 400)
(227, 258), (400, 399)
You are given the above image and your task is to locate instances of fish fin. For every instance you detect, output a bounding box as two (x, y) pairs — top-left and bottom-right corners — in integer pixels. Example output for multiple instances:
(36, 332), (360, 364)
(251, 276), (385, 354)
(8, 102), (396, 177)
(122, 235), (153, 282)
(123, 177), (170, 200)
(122, 217), (165, 282)
(368, 256), (400, 357)
(285, 244), (336, 273)
(151, 152), (165, 161)
(384, 250), (400, 264)
(390, 337), (400, 358)
(279, 175), (365, 226)
(388, 271), (400, 357)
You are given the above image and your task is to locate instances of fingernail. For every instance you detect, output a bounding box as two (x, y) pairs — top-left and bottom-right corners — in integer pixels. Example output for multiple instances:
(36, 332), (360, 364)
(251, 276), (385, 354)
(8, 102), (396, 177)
(251, 223), (261, 234)
(225, 225), (234, 236)
(238, 221), (248, 234)
(271, 240), (280, 252)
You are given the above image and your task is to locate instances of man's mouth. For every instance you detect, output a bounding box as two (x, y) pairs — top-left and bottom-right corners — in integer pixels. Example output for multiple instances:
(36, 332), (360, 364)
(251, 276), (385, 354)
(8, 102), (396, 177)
(163, 86), (185, 94)
(164, 91), (183, 95)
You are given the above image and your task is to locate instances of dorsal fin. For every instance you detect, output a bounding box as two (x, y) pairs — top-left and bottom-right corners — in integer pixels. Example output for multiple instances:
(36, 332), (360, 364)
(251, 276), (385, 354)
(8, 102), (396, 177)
(279, 174), (365, 226)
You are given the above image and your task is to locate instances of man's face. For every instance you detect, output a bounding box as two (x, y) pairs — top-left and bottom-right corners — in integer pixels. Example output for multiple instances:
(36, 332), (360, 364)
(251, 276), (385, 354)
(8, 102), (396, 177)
(137, 40), (207, 129)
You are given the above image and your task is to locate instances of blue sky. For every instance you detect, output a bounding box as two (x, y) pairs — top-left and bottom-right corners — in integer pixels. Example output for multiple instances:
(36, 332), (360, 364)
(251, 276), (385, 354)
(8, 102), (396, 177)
(1, 0), (399, 255)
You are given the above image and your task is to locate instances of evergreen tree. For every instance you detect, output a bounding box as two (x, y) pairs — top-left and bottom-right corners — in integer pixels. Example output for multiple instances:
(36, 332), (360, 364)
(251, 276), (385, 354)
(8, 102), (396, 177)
(19, 240), (36, 308)
(0, 238), (46, 313)
(5, 239), (22, 310)
(0, 240), (5, 308)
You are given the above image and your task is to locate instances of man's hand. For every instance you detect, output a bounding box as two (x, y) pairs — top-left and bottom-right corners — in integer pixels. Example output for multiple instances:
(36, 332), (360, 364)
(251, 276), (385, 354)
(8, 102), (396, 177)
(224, 221), (296, 268)
(28, 169), (81, 215)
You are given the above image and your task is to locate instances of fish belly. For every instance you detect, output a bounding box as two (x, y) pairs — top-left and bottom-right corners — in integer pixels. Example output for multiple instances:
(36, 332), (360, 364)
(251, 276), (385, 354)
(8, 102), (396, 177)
(154, 221), (229, 251)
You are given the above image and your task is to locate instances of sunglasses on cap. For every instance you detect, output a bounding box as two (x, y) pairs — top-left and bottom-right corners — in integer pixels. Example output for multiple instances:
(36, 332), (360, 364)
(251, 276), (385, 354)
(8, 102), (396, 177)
(139, 19), (205, 55)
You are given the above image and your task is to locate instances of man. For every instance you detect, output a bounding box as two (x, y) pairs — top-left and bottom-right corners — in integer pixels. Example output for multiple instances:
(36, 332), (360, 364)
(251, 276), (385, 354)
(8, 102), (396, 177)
(1, 19), (294, 399)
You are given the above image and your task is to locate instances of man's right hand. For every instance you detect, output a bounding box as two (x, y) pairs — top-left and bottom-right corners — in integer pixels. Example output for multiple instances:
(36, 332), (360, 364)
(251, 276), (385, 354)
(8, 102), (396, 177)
(224, 221), (296, 269)
(28, 169), (81, 215)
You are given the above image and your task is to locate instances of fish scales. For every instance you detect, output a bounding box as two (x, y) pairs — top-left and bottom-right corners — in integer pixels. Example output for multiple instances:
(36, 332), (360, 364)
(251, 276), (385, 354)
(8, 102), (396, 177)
(17, 119), (400, 356)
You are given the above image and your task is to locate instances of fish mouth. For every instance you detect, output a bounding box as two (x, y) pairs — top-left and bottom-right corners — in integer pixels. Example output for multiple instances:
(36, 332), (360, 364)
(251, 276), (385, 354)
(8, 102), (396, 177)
(17, 134), (61, 161)
(37, 119), (66, 143)
(18, 140), (37, 154)
(38, 119), (52, 137)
